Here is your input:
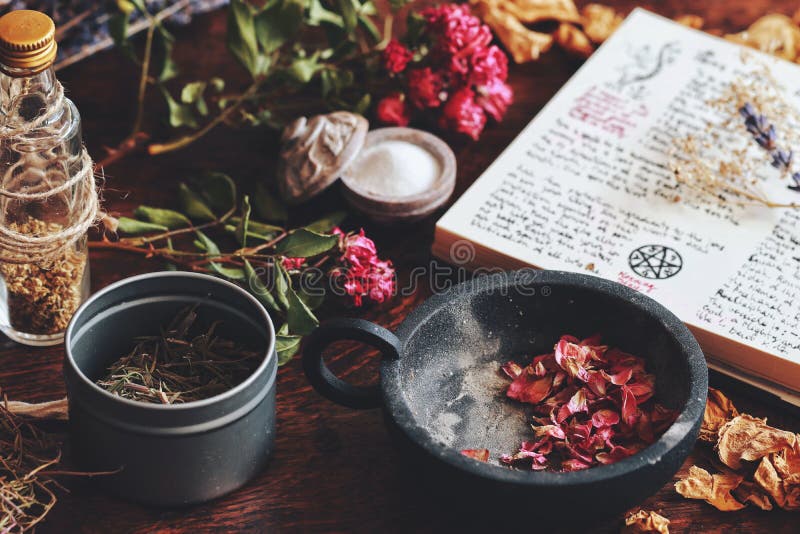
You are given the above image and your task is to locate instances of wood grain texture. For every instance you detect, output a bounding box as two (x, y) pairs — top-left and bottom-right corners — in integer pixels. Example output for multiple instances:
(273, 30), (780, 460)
(0, 1), (798, 532)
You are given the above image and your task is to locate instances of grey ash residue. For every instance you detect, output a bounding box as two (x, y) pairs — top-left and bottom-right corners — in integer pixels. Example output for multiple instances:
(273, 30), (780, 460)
(400, 299), (532, 463)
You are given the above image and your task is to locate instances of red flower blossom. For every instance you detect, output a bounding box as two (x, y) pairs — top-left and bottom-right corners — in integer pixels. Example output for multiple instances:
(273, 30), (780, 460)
(376, 93), (411, 126)
(281, 257), (306, 270)
(331, 228), (396, 307)
(407, 67), (444, 109)
(476, 79), (513, 122)
(382, 39), (413, 74)
(423, 4), (492, 57)
(439, 87), (486, 140)
(469, 45), (508, 86)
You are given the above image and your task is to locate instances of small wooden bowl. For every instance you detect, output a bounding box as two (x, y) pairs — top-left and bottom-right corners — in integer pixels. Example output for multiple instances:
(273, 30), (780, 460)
(340, 127), (456, 223)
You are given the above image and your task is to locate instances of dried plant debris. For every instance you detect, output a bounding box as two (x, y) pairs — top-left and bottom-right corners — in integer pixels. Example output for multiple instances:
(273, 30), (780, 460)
(674, 14), (704, 30)
(473, 334), (678, 471)
(0, 218), (87, 335)
(460, 448), (490, 462)
(96, 305), (261, 405)
(699, 387), (740, 443)
(470, 0), (554, 63)
(716, 414), (796, 470)
(622, 509), (670, 533)
(554, 23), (594, 58)
(581, 3), (623, 44)
(676, 388), (800, 512)
(725, 14), (800, 62)
(670, 61), (800, 208)
(1, 396), (67, 532)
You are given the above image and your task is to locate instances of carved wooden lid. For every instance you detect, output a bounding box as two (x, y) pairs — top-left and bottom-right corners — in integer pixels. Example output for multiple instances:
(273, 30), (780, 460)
(277, 111), (368, 204)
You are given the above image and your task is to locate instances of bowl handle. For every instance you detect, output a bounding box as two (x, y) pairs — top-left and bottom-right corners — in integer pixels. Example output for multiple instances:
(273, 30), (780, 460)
(302, 318), (401, 409)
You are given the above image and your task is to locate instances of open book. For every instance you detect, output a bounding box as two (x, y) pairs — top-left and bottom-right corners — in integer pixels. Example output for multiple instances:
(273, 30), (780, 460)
(433, 9), (800, 404)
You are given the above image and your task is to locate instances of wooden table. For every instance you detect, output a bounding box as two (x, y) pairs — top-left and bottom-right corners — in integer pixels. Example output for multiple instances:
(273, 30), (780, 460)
(2, 1), (799, 531)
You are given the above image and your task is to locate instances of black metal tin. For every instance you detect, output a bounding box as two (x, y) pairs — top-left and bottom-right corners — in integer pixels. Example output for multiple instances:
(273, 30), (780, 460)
(303, 270), (707, 520)
(64, 272), (276, 507)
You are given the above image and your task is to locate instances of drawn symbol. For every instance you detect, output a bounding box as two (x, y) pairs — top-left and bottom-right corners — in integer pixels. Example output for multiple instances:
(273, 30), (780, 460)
(628, 245), (683, 280)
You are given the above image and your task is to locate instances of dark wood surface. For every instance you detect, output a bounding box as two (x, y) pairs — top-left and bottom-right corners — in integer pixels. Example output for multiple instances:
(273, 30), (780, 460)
(1, 1), (799, 532)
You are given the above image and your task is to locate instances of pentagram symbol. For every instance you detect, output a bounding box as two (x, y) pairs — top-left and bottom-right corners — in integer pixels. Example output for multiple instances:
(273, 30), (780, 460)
(628, 245), (683, 280)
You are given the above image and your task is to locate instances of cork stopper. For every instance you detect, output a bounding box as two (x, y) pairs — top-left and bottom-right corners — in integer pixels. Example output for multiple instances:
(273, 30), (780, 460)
(0, 10), (57, 75)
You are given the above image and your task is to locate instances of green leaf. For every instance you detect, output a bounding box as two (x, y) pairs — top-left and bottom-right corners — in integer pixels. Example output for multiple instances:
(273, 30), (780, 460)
(243, 259), (280, 312)
(193, 172), (237, 216)
(276, 333), (302, 365)
(353, 93), (371, 115)
(209, 263), (246, 280)
(308, 0), (344, 27)
(194, 230), (221, 256)
(282, 265), (319, 335)
(153, 28), (178, 82)
(305, 211), (347, 233)
(277, 228), (338, 258)
(227, 0), (260, 77)
(117, 217), (167, 235)
(273, 261), (290, 310)
(337, 0), (358, 33)
(178, 183), (216, 221)
(134, 206), (191, 229)
(228, 217), (283, 241)
(253, 184), (288, 222)
(357, 14), (381, 44)
(320, 67), (354, 98)
(235, 196), (252, 247)
(209, 77), (226, 92)
(160, 87), (198, 129)
(116, 0), (136, 15)
(255, 0), (304, 53)
(298, 288), (325, 311)
(181, 81), (208, 116)
(287, 52), (322, 84)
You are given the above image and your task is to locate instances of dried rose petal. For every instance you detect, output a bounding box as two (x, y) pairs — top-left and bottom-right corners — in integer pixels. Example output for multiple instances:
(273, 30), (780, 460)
(592, 409), (620, 428)
(506, 373), (552, 404)
(675, 465), (745, 511)
(700, 387), (739, 443)
(733, 480), (773, 511)
(556, 389), (588, 423)
(460, 448), (490, 462)
(501, 361), (523, 379)
(622, 509), (670, 534)
(619, 385), (639, 426)
(716, 415), (796, 470)
(500, 334), (675, 471)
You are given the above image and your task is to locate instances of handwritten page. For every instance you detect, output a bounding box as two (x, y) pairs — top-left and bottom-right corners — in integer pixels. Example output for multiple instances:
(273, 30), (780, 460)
(435, 9), (800, 391)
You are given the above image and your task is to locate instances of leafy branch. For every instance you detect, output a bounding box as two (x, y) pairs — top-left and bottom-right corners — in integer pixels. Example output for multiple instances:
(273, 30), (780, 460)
(101, 0), (397, 164)
(96, 171), (347, 364)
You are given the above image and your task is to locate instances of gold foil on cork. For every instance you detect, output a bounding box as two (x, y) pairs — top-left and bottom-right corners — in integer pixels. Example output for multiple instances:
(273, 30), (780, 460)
(0, 10), (57, 75)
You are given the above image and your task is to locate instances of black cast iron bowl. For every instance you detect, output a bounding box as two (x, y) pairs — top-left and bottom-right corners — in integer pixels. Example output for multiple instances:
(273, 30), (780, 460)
(304, 270), (707, 518)
(64, 272), (276, 507)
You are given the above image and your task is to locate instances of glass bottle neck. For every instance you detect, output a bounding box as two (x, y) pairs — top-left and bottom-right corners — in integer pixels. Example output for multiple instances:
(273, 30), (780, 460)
(0, 63), (58, 126)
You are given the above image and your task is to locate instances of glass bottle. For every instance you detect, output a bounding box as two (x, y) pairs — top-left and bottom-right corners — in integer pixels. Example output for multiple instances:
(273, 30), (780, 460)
(0, 10), (92, 346)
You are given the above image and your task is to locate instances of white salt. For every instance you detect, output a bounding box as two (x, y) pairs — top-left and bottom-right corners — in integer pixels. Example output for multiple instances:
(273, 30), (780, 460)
(348, 140), (440, 197)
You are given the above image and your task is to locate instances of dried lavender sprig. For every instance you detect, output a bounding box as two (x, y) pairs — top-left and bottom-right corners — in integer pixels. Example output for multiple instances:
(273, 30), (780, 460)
(739, 102), (800, 193)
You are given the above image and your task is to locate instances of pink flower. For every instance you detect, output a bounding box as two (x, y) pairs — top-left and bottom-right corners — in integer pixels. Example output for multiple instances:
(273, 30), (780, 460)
(382, 39), (413, 74)
(476, 79), (513, 122)
(281, 257), (306, 270)
(408, 67), (444, 109)
(424, 4), (491, 57)
(469, 45), (508, 86)
(331, 228), (396, 307)
(376, 93), (411, 126)
(440, 87), (486, 140)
